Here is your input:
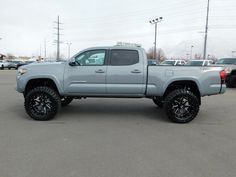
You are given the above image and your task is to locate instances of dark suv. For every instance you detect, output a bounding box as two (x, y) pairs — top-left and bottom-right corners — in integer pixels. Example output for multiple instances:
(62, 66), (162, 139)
(216, 58), (236, 88)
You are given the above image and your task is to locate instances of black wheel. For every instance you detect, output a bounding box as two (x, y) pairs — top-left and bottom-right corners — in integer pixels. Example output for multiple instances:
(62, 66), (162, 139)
(164, 89), (199, 123)
(24, 86), (61, 121)
(1, 65), (3, 70)
(152, 97), (163, 108)
(61, 97), (73, 107)
(8, 67), (11, 70)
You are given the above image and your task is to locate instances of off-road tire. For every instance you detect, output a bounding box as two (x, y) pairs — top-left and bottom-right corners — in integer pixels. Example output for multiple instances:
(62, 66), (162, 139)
(24, 86), (61, 121)
(61, 97), (74, 107)
(164, 89), (199, 123)
(152, 97), (163, 108)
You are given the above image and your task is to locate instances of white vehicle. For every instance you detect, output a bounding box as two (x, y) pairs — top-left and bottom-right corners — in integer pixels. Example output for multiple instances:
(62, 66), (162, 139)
(186, 60), (213, 66)
(0, 60), (11, 70)
(160, 60), (186, 66)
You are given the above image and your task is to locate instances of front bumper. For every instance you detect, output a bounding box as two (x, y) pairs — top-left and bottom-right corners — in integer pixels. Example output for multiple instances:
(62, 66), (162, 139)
(16, 75), (26, 93)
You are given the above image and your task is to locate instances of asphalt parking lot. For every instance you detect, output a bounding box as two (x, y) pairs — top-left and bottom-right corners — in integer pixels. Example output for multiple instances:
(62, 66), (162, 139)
(0, 70), (236, 177)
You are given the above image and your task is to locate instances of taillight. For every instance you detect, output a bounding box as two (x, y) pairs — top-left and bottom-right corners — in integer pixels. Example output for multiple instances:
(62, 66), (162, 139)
(225, 66), (231, 74)
(220, 70), (227, 82)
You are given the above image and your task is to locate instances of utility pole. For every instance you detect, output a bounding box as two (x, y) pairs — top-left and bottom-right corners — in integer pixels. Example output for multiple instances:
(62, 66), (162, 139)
(190, 45), (194, 60)
(39, 45), (42, 58)
(232, 51), (236, 58)
(149, 17), (163, 61)
(54, 16), (63, 61)
(66, 42), (72, 59)
(44, 39), (47, 59)
(203, 0), (210, 60)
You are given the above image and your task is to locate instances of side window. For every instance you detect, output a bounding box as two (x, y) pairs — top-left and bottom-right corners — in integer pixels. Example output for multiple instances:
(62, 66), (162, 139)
(110, 50), (139, 66)
(75, 50), (106, 66)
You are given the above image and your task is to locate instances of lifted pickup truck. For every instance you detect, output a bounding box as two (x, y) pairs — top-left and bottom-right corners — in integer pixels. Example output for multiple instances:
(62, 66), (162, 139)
(16, 46), (226, 123)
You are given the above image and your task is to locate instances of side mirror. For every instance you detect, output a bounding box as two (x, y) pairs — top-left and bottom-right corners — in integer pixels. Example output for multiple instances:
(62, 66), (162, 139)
(69, 61), (76, 66)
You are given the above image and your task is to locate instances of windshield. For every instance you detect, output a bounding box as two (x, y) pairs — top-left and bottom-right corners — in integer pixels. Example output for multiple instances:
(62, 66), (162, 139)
(186, 61), (204, 66)
(161, 60), (175, 65)
(216, 58), (236, 65)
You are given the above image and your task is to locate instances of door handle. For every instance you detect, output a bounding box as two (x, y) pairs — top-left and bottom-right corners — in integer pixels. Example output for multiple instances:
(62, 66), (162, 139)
(131, 69), (141, 74)
(95, 69), (105, 73)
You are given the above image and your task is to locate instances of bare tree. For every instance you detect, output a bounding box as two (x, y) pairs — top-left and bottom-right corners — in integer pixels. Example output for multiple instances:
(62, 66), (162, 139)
(194, 53), (202, 60)
(147, 47), (166, 62)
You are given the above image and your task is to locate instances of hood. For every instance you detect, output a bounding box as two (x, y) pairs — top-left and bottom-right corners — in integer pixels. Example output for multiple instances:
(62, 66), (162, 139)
(20, 62), (67, 77)
(22, 62), (66, 69)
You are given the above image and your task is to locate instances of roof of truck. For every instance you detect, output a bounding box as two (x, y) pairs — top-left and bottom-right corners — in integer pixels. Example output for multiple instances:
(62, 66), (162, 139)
(82, 46), (144, 51)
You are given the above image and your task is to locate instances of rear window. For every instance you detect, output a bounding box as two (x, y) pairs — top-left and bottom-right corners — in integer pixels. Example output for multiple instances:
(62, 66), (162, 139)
(110, 50), (139, 66)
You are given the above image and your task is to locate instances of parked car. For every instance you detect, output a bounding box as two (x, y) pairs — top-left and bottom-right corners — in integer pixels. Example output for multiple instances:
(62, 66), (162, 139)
(0, 60), (11, 70)
(215, 58), (236, 88)
(16, 46), (226, 123)
(147, 59), (159, 65)
(8, 61), (23, 70)
(186, 60), (213, 66)
(160, 60), (186, 66)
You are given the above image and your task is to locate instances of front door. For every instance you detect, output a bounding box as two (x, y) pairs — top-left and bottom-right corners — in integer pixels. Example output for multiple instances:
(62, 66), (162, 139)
(64, 49), (107, 95)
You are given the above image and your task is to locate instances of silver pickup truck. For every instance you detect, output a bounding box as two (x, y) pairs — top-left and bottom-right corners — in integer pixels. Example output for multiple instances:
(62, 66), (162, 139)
(16, 46), (226, 123)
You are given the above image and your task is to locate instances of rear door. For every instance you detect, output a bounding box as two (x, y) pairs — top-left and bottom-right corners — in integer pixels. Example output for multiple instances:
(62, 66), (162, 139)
(106, 49), (145, 95)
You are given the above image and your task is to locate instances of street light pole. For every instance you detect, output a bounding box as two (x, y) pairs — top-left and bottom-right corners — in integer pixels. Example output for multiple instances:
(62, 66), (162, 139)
(149, 17), (163, 61)
(203, 0), (210, 60)
(66, 42), (72, 59)
(190, 45), (194, 60)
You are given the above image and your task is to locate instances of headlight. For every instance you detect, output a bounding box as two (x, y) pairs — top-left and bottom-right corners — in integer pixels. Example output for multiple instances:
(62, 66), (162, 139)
(18, 68), (28, 75)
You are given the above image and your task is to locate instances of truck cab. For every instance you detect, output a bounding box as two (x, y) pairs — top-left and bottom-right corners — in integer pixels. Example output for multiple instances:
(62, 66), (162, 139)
(64, 47), (146, 96)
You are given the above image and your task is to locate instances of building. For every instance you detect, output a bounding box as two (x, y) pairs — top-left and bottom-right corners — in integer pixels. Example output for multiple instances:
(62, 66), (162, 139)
(0, 54), (6, 60)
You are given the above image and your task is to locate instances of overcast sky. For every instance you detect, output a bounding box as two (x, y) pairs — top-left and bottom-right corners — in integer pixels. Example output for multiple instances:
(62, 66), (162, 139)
(0, 0), (236, 58)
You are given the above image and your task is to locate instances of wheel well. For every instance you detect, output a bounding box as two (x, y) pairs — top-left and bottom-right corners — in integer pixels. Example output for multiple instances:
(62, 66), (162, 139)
(164, 80), (201, 104)
(24, 79), (59, 96)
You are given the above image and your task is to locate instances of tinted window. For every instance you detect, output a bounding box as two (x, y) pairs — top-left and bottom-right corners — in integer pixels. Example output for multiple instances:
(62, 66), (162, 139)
(110, 50), (139, 66)
(186, 61), (204, 66)
(161, 60), (175, 65)
(216, 58), (236, 65)
(75, 50), (106, 66)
